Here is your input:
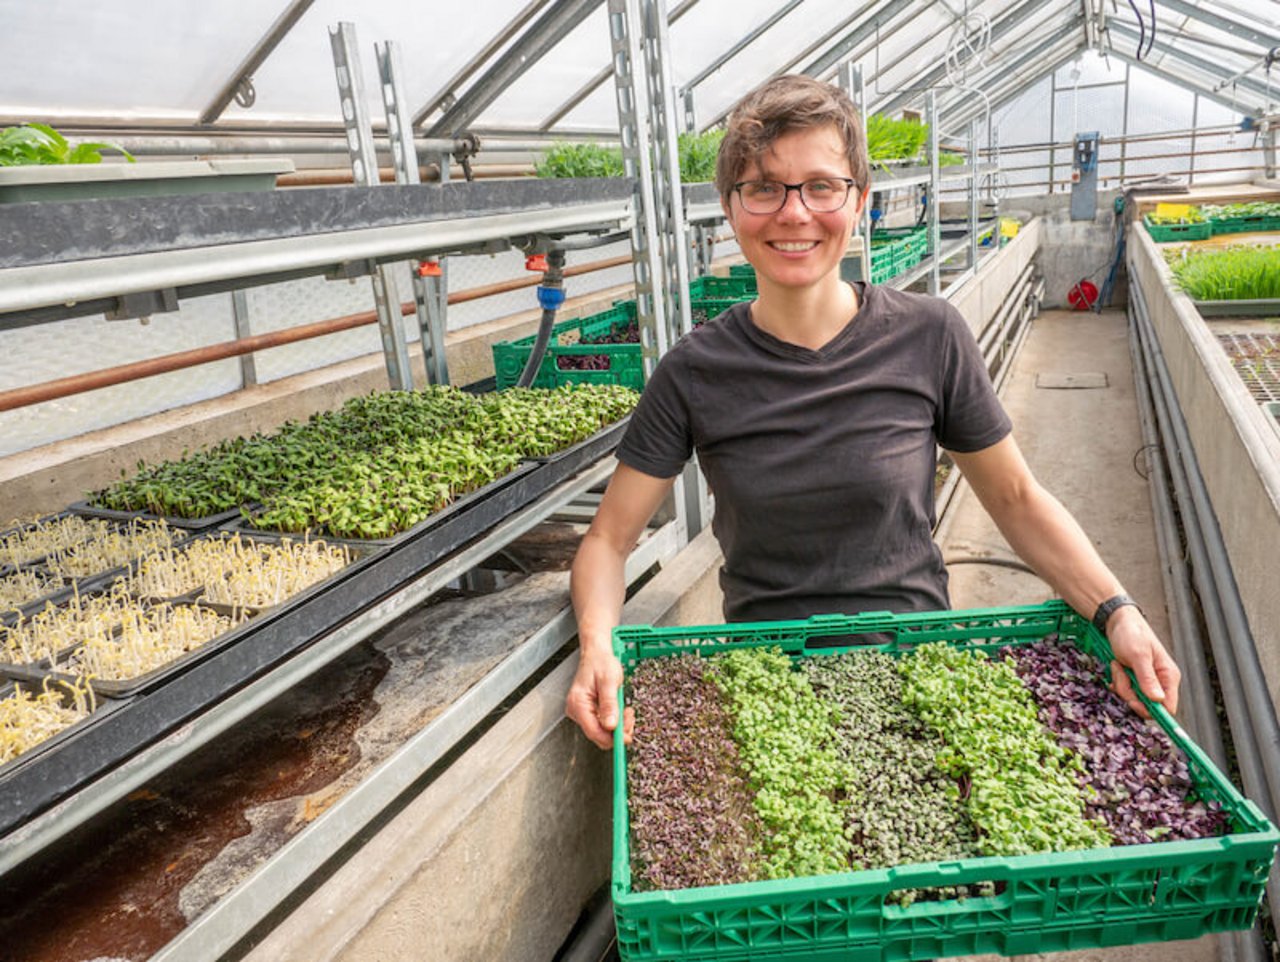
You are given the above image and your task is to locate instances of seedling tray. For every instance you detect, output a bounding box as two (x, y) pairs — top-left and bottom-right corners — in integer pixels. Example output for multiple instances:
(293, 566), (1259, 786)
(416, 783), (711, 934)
(230, 459), (541, 548)
(524, 414), (631, 466)
(611, 600), (1278, 962)
(687, 275), (756, 301)
(0, 420), (628, 834)
(0, 680), (128, 781)
(1192, 298), (1280, 318)
(68, 499), (244, 532)
(1143, 215), (1212, 243)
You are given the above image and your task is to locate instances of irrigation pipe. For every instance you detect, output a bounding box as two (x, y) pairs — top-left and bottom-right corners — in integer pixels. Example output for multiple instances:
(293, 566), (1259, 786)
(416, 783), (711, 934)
(1129, 274), (1280, 929)
(1127, 319), (1260, 962)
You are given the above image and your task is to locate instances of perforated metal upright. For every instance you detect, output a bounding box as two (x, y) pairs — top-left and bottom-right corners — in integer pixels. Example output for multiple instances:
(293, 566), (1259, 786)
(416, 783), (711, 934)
(608, 0), (705, 539)
(329, 22), (415, 392)
(376, 39), (449, 386)
(925, 89), (942, 296)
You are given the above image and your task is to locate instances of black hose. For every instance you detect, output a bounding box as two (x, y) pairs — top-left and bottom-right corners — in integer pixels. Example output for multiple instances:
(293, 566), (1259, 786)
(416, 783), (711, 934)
(516, 248), (567, 389)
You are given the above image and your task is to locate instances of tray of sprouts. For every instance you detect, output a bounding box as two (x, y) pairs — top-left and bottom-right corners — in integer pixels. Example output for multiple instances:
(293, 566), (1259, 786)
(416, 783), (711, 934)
(0, 676), (122, 777)
(0, 516), (186, 616)
(1, 583), (166, 675)
(11, 600), (256, 698)
(68, 497), (245, 533)
(120, 531), (359, 614)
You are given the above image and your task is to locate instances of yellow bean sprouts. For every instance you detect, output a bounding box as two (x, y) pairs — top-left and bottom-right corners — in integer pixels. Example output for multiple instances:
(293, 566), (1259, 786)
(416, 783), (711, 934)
(66, 603), (247, 681)
(0, 568), (64, 611)
(1, 584), (137, 666)
(43, 519), (180, 580)
(0, 515), (115, 569)
(0, 678), (96, 765)
(128, 534), (351, 608)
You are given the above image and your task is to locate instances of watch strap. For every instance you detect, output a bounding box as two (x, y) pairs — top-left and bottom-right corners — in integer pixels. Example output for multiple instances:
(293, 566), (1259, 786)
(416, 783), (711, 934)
(1092, 594), (1141, 637)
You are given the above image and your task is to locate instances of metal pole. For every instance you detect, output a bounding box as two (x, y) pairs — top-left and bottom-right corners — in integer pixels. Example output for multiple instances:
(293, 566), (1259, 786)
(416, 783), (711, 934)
(230, 290), (258, 388)
(926, 90), (941, 295)
(376, 39), (449, 386)
(329, 22), (415, 392)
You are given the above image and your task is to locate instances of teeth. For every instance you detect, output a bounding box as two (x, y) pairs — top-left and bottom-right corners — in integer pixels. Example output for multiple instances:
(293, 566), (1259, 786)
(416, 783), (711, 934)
(772, 241), (816, 251)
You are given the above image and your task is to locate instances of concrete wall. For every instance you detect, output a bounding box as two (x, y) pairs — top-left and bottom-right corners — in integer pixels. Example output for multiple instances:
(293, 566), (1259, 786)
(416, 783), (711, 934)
(1004, 190), (1125, 310)
(947, 217), (1042, 340)
(1129, 228), (1280, 710)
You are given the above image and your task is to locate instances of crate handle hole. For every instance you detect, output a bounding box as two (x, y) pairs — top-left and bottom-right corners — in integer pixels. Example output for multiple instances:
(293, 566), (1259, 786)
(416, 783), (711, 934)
(882, 880), (1010, 918)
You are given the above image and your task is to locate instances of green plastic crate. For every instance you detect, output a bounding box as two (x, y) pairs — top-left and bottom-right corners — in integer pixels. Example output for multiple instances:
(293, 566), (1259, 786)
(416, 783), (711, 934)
(611, 600), (1278, 962)
(1209, 215), (1280, 236)
(689, 275), (757, 301)
(728, 264), (757, 278)
(492, 295), (739, 391)
(492, 300), (645, 392)
(1144, 214), (1212, 243)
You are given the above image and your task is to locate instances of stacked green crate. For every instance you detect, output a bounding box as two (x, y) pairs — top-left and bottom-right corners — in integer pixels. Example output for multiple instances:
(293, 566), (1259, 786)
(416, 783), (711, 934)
(492, 278), (756, 391)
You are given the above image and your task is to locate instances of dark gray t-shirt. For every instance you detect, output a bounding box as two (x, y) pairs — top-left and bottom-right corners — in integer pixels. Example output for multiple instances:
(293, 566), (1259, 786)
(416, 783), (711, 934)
(617, 282), (1012, 623)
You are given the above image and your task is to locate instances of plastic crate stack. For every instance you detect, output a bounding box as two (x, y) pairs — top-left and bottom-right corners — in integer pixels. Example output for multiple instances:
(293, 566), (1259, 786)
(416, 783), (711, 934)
(492, 274), (758, 391)
(871, 224), (929, 283)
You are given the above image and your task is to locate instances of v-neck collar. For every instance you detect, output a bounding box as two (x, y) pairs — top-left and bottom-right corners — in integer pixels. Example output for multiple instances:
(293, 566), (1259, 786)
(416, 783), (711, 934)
(737, 281), (871, 362)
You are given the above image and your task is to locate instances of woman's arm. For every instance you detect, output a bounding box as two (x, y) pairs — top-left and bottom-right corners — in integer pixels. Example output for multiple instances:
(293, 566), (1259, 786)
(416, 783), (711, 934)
(949, 434), (1181, 718)
(566, 462), (677, 749)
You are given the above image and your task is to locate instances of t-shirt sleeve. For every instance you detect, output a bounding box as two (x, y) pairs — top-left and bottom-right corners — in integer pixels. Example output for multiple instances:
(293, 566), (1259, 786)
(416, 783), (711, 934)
(616, 348), (695, 479)
(935, 303), (1013, 453)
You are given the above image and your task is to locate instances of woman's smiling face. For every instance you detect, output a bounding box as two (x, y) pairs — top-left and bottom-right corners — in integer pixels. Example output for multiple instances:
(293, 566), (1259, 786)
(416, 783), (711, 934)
(723, 124), (864, 293)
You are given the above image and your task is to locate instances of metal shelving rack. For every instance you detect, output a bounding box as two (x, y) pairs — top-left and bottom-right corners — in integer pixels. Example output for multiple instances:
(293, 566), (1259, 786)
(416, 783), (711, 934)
(0, 9), (697, 955)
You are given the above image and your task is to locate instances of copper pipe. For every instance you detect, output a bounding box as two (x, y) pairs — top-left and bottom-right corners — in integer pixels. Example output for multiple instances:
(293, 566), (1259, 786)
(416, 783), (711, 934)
(0, 310), (378, 414)
(1, 250), (637, 413)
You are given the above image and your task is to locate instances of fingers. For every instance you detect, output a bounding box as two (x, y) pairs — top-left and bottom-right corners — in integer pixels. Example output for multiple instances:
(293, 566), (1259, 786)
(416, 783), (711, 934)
(566, 687), (614, 750)
(565, 652), (625, 751)
(623, 705), (635, 746)
(1110, 660), (1152, 720)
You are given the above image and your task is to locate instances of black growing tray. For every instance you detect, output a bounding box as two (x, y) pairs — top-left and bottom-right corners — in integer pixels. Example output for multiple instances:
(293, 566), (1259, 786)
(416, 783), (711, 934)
(0, 680), (129, 783)
(0, 417), (626, 835)
(68, 499), (244, 532)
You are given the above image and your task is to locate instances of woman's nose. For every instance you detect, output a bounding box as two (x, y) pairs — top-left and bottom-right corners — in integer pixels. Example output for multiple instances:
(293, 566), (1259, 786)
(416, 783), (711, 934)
(775, 187), (812, 221)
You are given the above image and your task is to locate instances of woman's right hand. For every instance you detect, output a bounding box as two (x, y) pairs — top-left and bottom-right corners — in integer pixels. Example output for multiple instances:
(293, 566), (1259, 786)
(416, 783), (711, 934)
(565, 642), (632, 750)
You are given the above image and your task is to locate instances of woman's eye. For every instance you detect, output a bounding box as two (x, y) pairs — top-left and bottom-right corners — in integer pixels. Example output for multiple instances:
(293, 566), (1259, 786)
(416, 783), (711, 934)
(807, 180), (835, 194)
(749, 182), (780, 196)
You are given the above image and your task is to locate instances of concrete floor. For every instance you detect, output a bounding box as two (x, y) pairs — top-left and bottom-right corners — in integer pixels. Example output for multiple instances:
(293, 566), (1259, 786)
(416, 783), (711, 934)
(940, 307), (1220, 962)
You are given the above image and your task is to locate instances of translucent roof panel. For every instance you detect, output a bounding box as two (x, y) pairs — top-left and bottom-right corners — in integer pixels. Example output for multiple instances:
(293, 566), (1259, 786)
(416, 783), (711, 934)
(0, 0), (282, 123)
(221, 0), (537, 128)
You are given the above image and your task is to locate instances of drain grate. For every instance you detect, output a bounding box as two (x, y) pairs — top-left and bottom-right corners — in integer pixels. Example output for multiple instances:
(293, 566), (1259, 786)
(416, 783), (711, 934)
(1217, 333), (1280, 403)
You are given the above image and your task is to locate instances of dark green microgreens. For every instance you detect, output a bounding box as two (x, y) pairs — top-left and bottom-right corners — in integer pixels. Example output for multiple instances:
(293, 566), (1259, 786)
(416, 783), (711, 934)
(627, 654), (762, 891)
(1163, 243), (1280, 301)
(899, 642), (1112, 856)
(804, 651), (985, 905)
(94, 384), (638, 537)
(711, 647), (847, 880)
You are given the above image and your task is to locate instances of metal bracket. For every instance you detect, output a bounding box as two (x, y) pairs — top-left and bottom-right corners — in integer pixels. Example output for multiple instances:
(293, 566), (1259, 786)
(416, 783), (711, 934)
(105, 288), (178, 321)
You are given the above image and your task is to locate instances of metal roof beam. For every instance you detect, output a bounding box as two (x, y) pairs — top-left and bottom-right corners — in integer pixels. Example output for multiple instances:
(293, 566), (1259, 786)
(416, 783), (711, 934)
(1106, 45), (1267, 117)
(198, 0), (315, 125)
(680, 0), (806, 93)
(798, 0), (918, 81)
(941, 41), (1081, 129)
(536, 0), (703, 132)
(1108, 22), (1273, 103)
(427, 0), (602, 138)
(874, 0), (1068, 116)
(1153, 0), (1279, 52)
(412, 0), (551, 128)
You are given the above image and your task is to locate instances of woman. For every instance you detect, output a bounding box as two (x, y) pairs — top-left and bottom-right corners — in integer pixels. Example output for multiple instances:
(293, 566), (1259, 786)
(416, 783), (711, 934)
(566, 75), (1179, 750)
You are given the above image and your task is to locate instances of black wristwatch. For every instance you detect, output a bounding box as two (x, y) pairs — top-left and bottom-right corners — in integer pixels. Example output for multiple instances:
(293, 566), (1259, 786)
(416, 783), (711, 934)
(1092, 594), (1142, 637)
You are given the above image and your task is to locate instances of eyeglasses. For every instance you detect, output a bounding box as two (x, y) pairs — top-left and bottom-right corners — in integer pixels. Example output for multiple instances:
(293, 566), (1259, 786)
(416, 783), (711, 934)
(732, 177), (858, 215)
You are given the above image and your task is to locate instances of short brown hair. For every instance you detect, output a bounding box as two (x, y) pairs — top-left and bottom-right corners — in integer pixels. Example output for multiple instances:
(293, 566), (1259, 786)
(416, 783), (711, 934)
(715, 75), (870, 203)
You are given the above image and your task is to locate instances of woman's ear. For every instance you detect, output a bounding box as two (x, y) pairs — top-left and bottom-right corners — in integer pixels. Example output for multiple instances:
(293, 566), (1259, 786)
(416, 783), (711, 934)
(855, 185), (871, 218)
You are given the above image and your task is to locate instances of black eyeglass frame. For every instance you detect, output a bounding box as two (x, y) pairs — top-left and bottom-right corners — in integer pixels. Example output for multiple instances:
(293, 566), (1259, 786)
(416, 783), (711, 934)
(731, 177), (860, 214)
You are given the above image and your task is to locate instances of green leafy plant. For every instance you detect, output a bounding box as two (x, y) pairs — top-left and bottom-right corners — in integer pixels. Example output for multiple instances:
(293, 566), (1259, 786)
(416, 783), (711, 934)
(1147, 207), (1205, 226)
(535, 142), (625, 179)
(1164, 244), (1280, 301)
(677, 129), (724, 183)
(865, 113), (930, 168)
(0, 122), (134, 167)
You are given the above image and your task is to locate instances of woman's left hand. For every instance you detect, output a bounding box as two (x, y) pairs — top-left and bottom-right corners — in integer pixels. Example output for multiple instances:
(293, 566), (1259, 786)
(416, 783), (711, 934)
(1104, 605), (1181, 719)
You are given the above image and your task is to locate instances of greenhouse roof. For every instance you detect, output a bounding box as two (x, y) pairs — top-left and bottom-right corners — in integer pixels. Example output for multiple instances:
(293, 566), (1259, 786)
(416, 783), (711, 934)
(0, 0), (1275, 142)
